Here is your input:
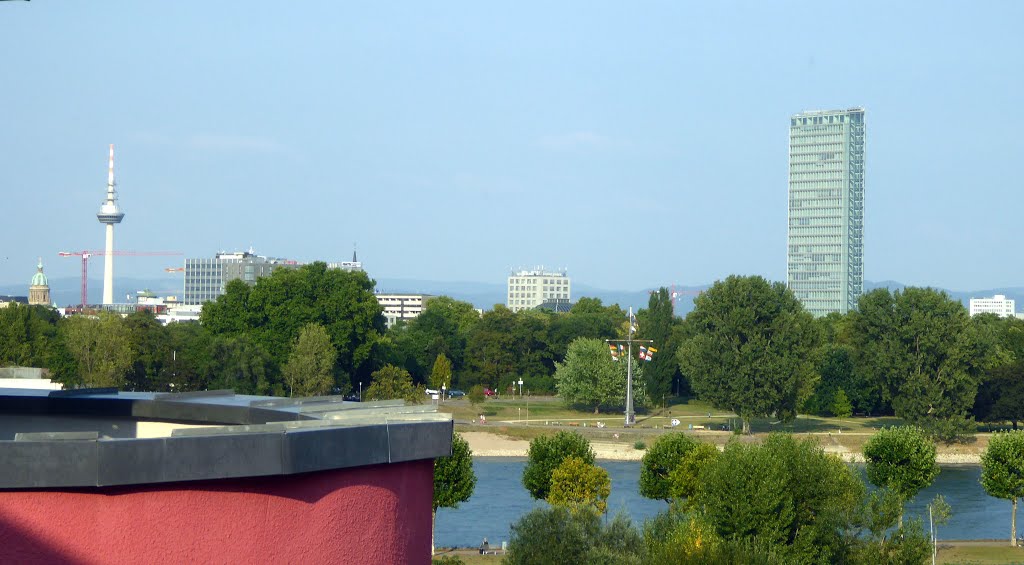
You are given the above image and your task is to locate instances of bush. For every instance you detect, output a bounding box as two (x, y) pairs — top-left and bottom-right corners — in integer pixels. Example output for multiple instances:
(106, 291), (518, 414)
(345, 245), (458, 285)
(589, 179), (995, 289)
(505, 507), (642, 565)
(522, 431), (595, 500)
(639, 433), (699, 501)
(468, 384), (485, 407)
(548, 456), (611, 514)
(431, 556), (465, 565)
(634, 441), (646, 450)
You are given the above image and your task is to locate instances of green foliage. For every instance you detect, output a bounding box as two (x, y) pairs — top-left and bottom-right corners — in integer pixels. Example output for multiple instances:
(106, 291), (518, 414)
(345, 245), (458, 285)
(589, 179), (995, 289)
(555, 338), (632, 414)
(364, 364), (422, 403)
(429, 352), (453, 390)
(667, 442), (719, 502)
(832, 388), (853, 419)
(467, 384), (485, 406)
(974, 360), (1024, 428)
(694, 434), (864, 563)
(505, 507), (642, 565)
(201, 263), (386, 390)
(522, 431), (595, 500)
(433, 433), (476, 511)
(637, 287), (682, 399)
(678, 275), (821, 433)
(639, 432), (700, 502)
(0, 304), (61, 368)
(981, 430), (1024, 545)
(850, 287), (987, 438)
(205, 334), (275, 395)
(548, 456), (611, 514)
(282, 323), (338, 397)
(864, 426), (939, 504)
(59, 312), (135, 388)
(633, 441), (646, 450)
(388, 296), (479, 382)
(430, 556), (465, 565)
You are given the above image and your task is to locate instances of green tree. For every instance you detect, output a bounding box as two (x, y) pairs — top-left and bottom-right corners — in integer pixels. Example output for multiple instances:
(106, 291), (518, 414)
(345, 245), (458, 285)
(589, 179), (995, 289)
(637, 287), (681, 399)
(58, 312), (135, 388)
(850, 287), (986, 439)
(546, 298), (624, 366)
(694, 434), (864, 563)
(205, 334), (275, 395)
(667, 442), (719, 502)
(549, 456), (611, 514)
(505, 507), (642, 565)
(677, 275), (821, 433)
(123, 310), (172, 392)
(974, 361), (1024, 429)
(282, 323), (338, 397)
(863, 426), (939, 526)
(429, 352), (453, 390)
(432, 433), (476, 555)
(554, 338), (629, 414)
(639, 432), (700, 502)
(832, 388), (853, 420)
(462, 305), (518, 388)
(388, 296), (480, 382)
(202, 263), (386, 391)
(0, 303), (61, 368)
(981, 430), (1024, 546)
(522, 431), (595, 500)
(364, 364), (422, 403)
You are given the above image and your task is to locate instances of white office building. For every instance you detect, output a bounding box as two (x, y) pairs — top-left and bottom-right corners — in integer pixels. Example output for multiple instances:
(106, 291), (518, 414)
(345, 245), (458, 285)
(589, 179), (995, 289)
(969, 295), (1016, 318)
(507, 268), (571, 313)
(376, 293), (433, 328)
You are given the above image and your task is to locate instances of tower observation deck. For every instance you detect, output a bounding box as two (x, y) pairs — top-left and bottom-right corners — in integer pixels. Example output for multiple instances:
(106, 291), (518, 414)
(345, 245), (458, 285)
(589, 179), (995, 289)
(97, 144), (125, 304)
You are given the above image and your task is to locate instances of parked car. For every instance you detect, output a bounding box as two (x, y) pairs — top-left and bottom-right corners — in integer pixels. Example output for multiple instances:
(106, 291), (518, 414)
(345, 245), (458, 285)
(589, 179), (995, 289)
(447, 389), (465, 399)
(484, 388), (495, 397)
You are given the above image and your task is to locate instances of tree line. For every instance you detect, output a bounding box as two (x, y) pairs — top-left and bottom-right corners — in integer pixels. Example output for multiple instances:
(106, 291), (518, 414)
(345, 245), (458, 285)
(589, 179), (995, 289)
(3, 268), (1022, 438)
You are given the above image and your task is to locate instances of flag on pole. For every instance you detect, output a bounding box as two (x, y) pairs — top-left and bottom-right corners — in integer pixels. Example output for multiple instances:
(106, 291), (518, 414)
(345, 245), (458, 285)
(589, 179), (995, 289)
(609, 344), (619, 361)
(648, 347), (658, 361)
(639, 346), (649, 361)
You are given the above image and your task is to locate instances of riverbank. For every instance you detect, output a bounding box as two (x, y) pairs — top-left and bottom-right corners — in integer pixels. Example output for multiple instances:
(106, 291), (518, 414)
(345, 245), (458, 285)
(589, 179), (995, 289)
(460, 430), (986, 464)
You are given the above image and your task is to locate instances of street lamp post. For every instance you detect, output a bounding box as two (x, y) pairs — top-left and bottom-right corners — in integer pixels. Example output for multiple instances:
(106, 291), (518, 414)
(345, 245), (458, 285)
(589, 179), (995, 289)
(358, 381), (362, 402)
(518, 379), (523, 398)
(441, 383), (446, 404)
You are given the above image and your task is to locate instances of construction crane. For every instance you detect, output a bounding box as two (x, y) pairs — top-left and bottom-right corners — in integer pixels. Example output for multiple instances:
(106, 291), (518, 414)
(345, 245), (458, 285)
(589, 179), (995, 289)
(58, 250), (183, 307)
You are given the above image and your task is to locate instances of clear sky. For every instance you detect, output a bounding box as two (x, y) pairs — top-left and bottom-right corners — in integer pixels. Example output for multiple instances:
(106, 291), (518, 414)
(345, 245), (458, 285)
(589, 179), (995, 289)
(1, 1), (1021, 292)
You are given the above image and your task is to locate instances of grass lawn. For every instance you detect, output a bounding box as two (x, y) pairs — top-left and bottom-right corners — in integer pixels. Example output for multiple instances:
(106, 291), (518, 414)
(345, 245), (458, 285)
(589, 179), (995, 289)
(937, 541), (1024, 564)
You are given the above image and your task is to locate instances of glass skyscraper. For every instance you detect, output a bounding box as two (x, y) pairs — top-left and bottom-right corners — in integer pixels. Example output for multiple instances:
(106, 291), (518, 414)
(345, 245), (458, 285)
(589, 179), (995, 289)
(787, 108), (864, 316)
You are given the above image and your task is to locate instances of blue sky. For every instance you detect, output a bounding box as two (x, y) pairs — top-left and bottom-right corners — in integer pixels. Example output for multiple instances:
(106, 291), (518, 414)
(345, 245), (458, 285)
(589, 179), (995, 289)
(1, 1), (1021, 292)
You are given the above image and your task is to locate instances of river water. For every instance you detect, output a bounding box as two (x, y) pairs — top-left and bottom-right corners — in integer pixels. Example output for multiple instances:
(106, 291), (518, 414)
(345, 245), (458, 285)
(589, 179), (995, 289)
(434, 459), (1012, 549)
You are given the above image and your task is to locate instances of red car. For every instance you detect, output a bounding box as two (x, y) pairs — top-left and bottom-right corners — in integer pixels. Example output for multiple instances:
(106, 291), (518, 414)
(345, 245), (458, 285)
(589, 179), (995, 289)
(484, 388), (495, 397)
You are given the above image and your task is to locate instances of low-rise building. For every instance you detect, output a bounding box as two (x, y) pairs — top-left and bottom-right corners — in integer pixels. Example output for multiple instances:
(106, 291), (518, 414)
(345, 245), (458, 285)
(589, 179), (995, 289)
(376, 293), (433, 328)
(969, 295), (1016, 318)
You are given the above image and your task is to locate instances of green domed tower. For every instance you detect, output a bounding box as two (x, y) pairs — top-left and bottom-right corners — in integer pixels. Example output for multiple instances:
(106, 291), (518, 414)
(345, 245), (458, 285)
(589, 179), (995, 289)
(29, 258), (51, 306)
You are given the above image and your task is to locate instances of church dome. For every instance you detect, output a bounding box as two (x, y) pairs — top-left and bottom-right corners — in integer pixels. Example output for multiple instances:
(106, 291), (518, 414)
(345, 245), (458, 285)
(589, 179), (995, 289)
(31, 259), (48, 287)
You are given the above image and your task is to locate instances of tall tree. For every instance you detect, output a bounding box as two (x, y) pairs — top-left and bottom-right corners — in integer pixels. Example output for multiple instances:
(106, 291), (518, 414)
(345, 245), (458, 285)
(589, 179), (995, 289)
(463, 305), (518, 388)
(123, 310), (172, 392)
(850, 287), (986, 438)
(428, 352), (453, 390)
(432, 433), (476, 555)
(637, 287), (681, 399)
(282, 323), (337, 397)
(863, 426), (939, 527)
(677, 275), (821, 433)
(388, 296), (480, 381)
(522, 431), (595, 500)
(58, 312), (135, 388)
(981, 431), (1024, 547)
(202, 262), (386, 391)
(554, 337), (642, 414)
(0, 303), (60, 368)
(974, 361), (1024, 429)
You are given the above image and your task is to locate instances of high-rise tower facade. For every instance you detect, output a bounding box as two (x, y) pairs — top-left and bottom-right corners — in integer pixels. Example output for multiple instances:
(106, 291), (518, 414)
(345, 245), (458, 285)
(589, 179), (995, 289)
(96, 144), (125, 305)
(787, 108), (864, 316)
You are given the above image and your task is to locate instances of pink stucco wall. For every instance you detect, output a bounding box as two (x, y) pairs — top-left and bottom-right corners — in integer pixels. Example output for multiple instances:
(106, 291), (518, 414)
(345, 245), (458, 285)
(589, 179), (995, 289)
(0, 460), (434, 565)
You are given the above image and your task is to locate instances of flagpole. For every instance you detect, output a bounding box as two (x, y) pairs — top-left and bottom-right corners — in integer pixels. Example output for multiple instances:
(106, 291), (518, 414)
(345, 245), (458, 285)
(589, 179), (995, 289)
(626, 307), (635, 427)
(606, 308), (652, 428)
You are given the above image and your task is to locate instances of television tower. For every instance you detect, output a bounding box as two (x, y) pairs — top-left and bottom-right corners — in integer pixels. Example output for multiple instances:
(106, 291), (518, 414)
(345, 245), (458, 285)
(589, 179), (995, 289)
(96, 144), (125, 305)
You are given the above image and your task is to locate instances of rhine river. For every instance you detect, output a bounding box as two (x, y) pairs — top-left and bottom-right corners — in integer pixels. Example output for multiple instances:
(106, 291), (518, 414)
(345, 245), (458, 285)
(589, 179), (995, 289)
(434, 459), (1009, 549)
